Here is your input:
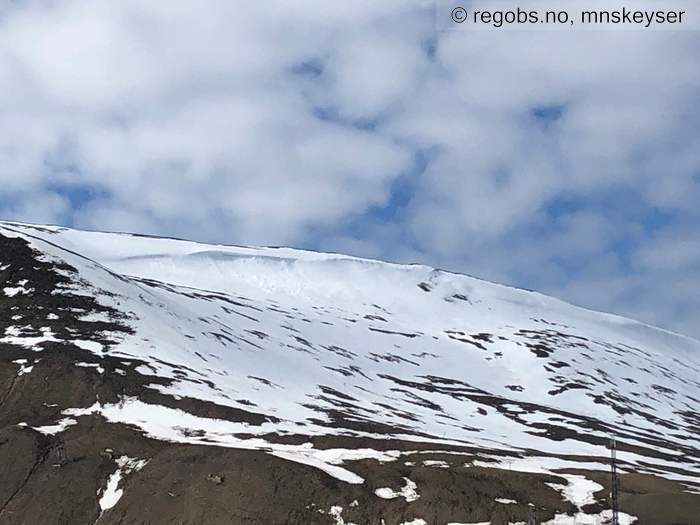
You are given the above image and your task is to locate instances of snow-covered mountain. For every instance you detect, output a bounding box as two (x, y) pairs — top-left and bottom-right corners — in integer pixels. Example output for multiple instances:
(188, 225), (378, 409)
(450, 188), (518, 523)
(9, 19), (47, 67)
(1, 221), (698, 525)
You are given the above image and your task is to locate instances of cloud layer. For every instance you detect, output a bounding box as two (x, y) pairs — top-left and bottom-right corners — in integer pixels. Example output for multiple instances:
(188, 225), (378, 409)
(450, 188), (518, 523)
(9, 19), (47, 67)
(1, 0), (699, 339)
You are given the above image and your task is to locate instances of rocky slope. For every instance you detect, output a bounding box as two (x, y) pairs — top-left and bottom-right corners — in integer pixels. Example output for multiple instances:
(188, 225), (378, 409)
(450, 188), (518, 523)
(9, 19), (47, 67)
(0, 221), (699, 525)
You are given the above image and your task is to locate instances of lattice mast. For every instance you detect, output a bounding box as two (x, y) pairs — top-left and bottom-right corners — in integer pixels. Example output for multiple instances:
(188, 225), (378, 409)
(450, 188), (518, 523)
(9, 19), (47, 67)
(610, 438), (620, 525)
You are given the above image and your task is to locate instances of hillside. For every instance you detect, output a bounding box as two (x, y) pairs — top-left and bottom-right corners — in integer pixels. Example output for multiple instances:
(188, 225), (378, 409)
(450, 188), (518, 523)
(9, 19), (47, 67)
(1, 221), (699, 525)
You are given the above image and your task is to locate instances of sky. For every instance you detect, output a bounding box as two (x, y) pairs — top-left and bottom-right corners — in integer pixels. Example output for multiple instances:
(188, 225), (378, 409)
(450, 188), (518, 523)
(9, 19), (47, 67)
(1, 0), (699, 340)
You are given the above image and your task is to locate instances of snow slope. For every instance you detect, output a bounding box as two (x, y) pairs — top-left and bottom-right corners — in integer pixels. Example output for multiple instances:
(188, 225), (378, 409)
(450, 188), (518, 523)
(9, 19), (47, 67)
(1, 221), (699, 495)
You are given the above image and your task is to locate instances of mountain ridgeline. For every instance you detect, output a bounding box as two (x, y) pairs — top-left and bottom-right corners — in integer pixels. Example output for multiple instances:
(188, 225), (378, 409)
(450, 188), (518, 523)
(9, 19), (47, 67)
(0, 221), (699, 525)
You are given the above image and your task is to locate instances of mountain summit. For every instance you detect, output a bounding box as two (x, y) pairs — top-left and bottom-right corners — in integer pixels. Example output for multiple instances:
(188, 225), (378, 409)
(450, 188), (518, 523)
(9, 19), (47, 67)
(1, 221), (698, 524)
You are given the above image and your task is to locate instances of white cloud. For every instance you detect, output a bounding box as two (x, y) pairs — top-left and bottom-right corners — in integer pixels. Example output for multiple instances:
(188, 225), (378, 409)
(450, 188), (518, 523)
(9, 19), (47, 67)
(638, 230), (700, 272)
(0, 0), (699, 339)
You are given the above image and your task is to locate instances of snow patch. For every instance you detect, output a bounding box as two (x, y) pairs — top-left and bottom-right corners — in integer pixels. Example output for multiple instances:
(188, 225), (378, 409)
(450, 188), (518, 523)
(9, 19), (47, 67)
(546, 474), (603, 509)
(62, 399), (397, 485)
(544, 475), (638, 525)
(1, 326), (59, 350)
(98, 456), (148, 512)
(543, 510), (637, 525)
(374, 477), (419, 502)
(422, 459), (449, 468)
(329, 506), (358, 525)
(3, 285), (33, 297)
(32, 418), (77, 435)
(74, 340), (104, 353)
(76, 362), (105, 374)
(13, 358), (35, 376)
(99, 472), (123, 511)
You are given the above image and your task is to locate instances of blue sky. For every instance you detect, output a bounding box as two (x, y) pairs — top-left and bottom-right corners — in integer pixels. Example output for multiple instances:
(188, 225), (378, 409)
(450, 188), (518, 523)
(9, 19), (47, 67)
(1, 0), (699, 340)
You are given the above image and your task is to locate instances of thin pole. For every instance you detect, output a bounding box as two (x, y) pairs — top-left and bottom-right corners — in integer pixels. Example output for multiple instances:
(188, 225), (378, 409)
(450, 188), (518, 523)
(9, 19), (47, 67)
(610, 438), (619, 525)
(527, 503), (537, 525)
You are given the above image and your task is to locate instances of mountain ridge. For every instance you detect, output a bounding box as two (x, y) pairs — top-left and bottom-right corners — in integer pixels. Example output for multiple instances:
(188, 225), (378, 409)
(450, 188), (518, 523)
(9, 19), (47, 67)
(3, 219), (696, 346)
(1, 221), (699, 525)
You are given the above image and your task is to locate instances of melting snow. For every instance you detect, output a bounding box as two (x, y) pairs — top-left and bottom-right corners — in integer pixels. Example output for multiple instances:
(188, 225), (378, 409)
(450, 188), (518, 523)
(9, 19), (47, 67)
(32, 418), (77, 435)
(3, 285), (32, 297)
(73, 340), (104, 353)
(13, 358), (34, 376)
(543, 510), (637, 525)
(62, 399), (399, 485)
(1, 326), (59, 350)
(76, 362), (105, 374)
(99, 470), (124, 511)
(329, 506), (358, 525)
(471, 458), (639, 524)
(98, 456), (148, 512)
(543, 475), (639, 525)
(546, 474), (602, 508)
(422, 460), (449, 468)
(374, 477), (419, 502)
(471, 456), (610, 476)
(1, 221), (699, 496)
